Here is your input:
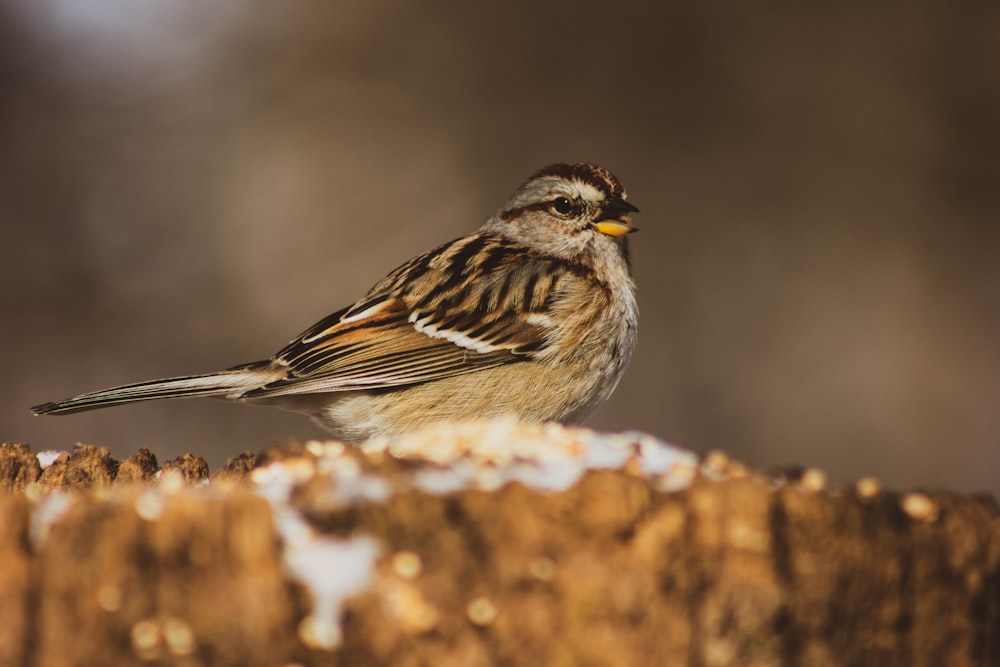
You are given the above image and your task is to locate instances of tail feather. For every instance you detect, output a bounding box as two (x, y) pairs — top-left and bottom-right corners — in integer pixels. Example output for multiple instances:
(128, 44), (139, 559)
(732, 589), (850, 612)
(32, 368), (272, 416)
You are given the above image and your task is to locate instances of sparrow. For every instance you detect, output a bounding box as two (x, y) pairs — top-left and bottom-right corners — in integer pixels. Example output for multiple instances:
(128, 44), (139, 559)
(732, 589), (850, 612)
(33, 162), (639, 443)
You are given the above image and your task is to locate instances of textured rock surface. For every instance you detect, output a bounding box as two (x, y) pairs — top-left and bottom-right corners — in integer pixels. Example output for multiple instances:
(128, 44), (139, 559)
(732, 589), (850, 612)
(0, 424), (998, 667)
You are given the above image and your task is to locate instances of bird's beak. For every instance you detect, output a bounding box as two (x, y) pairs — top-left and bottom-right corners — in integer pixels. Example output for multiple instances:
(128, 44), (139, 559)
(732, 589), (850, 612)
(593, 196), (640, 237)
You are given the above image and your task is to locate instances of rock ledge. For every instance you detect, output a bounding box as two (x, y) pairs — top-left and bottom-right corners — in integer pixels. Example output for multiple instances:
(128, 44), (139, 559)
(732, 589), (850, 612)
(0, 421), (997, 667)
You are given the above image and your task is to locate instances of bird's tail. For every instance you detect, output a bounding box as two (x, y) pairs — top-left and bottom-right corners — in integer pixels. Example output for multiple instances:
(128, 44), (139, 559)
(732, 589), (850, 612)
(31, 364), (276, 416)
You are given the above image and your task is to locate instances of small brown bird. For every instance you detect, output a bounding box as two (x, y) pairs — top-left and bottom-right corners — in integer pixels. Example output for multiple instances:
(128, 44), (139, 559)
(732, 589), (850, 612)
(33, 162), (639, 443)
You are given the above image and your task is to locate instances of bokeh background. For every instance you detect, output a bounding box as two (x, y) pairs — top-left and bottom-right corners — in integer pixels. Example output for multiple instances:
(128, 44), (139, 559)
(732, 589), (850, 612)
(2, 1), (998, 494)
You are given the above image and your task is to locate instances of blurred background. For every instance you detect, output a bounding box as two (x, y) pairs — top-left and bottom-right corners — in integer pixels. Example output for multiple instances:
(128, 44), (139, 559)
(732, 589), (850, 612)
(2, 1), (998, 494)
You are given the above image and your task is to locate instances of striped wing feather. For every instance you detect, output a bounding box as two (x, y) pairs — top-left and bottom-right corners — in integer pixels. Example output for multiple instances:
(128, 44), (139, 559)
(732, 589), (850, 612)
(244, 233), (558, 398)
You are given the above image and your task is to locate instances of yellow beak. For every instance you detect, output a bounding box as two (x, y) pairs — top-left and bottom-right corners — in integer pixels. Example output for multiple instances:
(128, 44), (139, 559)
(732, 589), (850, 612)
(594, 218), (635, 237)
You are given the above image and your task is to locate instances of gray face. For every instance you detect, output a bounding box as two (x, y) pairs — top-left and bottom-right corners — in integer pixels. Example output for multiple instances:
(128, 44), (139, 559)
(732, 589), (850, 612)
(485, 163), (638, 263)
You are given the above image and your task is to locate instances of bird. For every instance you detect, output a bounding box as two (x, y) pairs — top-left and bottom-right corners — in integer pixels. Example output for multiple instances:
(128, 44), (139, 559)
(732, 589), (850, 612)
(32, 162), (640, 444)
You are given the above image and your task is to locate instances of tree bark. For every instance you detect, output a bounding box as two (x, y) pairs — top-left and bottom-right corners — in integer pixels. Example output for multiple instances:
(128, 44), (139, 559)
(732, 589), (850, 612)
(0, 436), (997, 667)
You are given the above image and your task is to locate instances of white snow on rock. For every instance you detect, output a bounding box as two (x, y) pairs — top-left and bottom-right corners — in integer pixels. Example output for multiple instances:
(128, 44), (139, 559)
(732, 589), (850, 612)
(244, 419), (698, 651)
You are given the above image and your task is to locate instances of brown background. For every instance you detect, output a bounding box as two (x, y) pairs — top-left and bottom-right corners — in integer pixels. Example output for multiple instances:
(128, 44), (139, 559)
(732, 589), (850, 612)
(2, 1), (998, 495)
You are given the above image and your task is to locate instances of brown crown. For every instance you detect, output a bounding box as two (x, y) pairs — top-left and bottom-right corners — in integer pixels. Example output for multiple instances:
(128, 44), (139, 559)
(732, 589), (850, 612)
(527, 163), (625, 198)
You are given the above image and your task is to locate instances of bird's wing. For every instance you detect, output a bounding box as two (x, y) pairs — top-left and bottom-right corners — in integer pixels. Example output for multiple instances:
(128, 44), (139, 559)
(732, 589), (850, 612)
(242, 233), (562, 398)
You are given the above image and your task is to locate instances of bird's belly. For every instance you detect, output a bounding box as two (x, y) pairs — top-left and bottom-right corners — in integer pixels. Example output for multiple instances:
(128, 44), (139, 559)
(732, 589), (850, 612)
(306, 359), (615, 443)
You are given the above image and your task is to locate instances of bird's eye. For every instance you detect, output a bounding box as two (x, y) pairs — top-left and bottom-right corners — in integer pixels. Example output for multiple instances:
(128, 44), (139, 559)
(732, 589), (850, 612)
(551, 197), (574, 215)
